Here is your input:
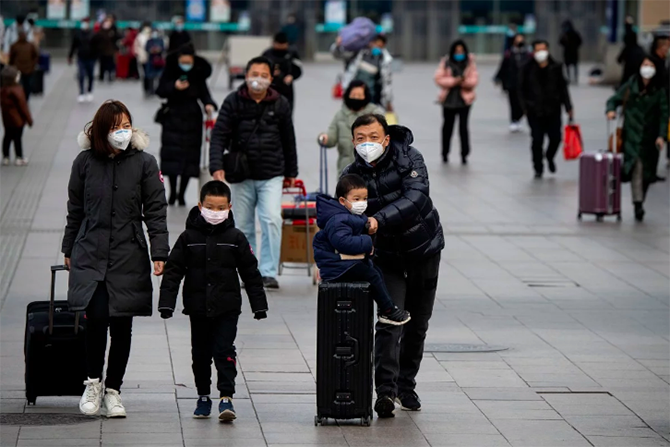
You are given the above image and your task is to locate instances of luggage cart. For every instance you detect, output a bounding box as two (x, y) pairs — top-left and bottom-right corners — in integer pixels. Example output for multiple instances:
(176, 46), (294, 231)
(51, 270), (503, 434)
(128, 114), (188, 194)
(279, 180), (318, 285)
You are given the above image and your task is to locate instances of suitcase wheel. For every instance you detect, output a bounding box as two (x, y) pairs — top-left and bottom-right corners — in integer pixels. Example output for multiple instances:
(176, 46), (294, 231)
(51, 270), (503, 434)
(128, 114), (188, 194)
(617, 213), (622, 222)
(596, 214), (604, 222)
(314, 415), (324, 426)
(361, 416), (371, 427)
(26, 396), (36, 406)
(577, 212), (582, 221)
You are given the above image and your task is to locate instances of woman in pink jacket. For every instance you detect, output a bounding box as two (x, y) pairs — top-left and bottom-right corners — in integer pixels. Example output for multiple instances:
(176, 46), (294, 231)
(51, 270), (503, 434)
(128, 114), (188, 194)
(434, 40), (479, 164)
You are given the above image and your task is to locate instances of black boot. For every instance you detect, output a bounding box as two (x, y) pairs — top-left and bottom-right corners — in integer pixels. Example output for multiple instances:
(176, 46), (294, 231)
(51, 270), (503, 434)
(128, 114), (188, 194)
(634, 202), (645, 222)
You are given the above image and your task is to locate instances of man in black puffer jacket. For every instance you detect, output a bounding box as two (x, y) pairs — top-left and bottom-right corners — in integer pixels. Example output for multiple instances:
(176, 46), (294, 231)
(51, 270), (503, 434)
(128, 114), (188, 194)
(343, 114), (444, 418)
(210, 56), (298, 289)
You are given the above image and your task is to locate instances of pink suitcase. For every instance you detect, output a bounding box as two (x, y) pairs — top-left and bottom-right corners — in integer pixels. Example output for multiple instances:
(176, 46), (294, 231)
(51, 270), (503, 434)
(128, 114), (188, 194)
(578, 151), (622, 221)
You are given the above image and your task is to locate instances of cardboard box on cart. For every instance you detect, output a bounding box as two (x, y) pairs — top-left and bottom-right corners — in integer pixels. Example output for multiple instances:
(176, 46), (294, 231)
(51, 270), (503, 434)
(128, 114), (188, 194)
(280, 221), (318, 264)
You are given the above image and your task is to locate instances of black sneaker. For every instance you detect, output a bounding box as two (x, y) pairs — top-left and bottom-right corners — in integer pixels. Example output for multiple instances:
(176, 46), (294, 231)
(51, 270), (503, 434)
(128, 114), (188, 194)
(547, 158), (556, 173)
(634, 202), (645, 222)
(396, 391), (421, 411)
(263, 277), (279, 289)
(374, 395), (396, 418)
(534, 172), (543, 179)
(378, 307), (411, 326)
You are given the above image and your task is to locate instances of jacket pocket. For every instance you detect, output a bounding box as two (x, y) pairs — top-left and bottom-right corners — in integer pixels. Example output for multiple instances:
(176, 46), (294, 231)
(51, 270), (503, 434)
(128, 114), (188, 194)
(131, 222), (148, 249)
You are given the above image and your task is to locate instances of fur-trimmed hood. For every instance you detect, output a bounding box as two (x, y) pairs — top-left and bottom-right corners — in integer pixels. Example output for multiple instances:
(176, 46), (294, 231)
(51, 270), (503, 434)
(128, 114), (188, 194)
(77, 128), (150, 151)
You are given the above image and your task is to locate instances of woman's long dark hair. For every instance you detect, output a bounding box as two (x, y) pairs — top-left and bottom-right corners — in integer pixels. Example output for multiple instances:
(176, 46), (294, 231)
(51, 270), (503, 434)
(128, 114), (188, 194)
(448, 39), (470, 62)
(344, 80), (371, 102)
(85, 100), (133, 158)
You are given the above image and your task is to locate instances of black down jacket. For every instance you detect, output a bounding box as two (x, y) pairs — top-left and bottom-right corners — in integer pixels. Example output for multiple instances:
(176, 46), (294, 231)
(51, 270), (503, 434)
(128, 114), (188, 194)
(342, 126), (444, 265)
(62, 129), (169, 317)
(158, 207), (268, 318)
(518, 57), (572, 117)
(156, 55), (217, 178)
(209, 85), (298, 183)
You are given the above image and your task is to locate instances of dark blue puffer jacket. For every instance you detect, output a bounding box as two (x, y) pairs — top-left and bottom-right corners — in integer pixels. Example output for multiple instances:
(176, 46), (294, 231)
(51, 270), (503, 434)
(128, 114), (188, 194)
(313, 195), (373, 281)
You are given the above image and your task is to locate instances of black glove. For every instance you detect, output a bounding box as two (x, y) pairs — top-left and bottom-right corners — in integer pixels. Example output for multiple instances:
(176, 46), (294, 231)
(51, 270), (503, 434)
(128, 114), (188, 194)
(254, 311), (267, 320)
(160, 310), (173, 320)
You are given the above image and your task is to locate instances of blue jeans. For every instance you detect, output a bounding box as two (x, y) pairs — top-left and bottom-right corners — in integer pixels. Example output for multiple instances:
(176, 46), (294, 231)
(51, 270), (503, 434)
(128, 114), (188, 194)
(77, 58), (96, 95)
(230, 176), (283, 278)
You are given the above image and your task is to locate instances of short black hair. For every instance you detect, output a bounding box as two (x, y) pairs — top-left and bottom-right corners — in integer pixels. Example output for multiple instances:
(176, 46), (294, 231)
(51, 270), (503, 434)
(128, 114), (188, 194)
(16, 15), (26, 24)
(532, 39), (549, 49)
(373, 34), (387, 45)
(351, 113), (389, 137)
(246, 56), (273, 74)
(274, 32), (289, 44)
(336, 174), (367, 199)
(179, 43), (196, 56)
(200, 181), (231, 203)
(344, 80), (371, 102)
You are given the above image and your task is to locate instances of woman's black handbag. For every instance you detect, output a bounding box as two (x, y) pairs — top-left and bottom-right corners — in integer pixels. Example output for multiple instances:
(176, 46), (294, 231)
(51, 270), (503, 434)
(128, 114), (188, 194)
(222, 105), (270, 182)
(154, 103), (169, 125)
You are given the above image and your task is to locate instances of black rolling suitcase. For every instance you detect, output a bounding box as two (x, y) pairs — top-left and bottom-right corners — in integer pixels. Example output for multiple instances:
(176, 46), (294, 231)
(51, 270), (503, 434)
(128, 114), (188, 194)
(315, 282), (373, 426)
(31, 69), (45, 95)
(24, 265), (87, 405)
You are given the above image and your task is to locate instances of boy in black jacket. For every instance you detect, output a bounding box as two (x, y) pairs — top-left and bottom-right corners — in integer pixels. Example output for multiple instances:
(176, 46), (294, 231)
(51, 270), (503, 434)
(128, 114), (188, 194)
(159, 181), (268, 422)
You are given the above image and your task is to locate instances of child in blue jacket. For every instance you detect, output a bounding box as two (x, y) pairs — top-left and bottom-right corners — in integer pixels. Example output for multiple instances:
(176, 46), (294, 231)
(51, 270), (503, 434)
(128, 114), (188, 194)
(313, 174), (410, 325)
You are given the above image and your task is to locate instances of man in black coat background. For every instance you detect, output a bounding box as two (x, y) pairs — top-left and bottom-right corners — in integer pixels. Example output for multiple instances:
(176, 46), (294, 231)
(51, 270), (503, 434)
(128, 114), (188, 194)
(262, 32), (303, 114)
(342, 114), (444, 418)
(209, 56), (298, 290)
(518, 40), (573, 179)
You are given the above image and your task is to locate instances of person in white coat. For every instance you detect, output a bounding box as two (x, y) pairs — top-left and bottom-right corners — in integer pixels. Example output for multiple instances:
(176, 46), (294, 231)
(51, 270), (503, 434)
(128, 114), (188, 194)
(133, 23), (152, 95)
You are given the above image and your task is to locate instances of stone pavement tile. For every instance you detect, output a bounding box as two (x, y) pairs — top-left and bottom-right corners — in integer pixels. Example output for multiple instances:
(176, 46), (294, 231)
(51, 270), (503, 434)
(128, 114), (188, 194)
(250, 394), (315, 404)
(341, 426), (430, 447)
(432, 352), (506, 362)
(260, 422), (343, 433)
(518, 373), (600, 389)
(446, 368), (528, 388)
(247, 381), (315, 394)
(541, 393), (637, 417)
(474, 400), (563, 420)
(563, 415), (660, 438)
(463, 388), (543, 401)
(1, 426), (20, 447)
(1, 398), (26, 413)
(263, 431), (348, 445)
(253, 403), (317, 423)
(184, 441), (267, 447)
(17, 440), (100, 447)
(409, 413), (500, 434)
(245, 372), (314, 383)
(102, 432), (185, 445)
(17, 422), (101, 439)
(587, 435), (670, 446)
(100, 420), (182, 433)
(422, 433), (512, 446)
(491, 420), (591, 446)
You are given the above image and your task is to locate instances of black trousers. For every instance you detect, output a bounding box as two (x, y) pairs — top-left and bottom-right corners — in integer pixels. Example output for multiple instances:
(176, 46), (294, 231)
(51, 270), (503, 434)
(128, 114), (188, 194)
(374, 253), (441, 397)
(442, 106), (471, 160)
(508, 89), (524, 123)
(168, 175), (190, 203)
(99, 55), (115, 81)
(565, 63), (578, 83)
(20, 72), (33, 101)
(527, 113), (562, 175)
(3, 126), (24, 158)
(331, 261), (396, 312)
(190, 313), (239, 397)
(85, 282), (133, 392)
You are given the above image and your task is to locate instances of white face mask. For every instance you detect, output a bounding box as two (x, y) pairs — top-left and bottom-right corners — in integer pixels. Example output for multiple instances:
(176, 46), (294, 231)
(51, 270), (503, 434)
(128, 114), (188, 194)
(534, 50), (549, 63)
(247, 76), (271, 93)
(108, 129), (132, 151)
(355, 140), (386, 163)
(347, 200), (368, 215)
(640, 65), (656, 80)
(201, 208), (229, 225)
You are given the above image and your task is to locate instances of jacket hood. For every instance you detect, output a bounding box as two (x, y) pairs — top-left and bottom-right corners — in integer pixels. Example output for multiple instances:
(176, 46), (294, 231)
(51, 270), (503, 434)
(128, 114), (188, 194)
(77, 128), (150, 150)
(237, 84), (281, 102)
(186, 206), (235, 232)
(316, 194), (350, 229)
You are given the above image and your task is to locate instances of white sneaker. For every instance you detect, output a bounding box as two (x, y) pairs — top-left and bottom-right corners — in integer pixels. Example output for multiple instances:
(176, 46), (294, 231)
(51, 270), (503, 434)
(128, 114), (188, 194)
(509, 122), (520, 133)
(77, 94), (85, 103)
(103, 389), (127, 418)
(79, 378), (103, 415)
(2, 158), (9, 166)
(15, 158), (28, 166)
(85, 93), (94, 103)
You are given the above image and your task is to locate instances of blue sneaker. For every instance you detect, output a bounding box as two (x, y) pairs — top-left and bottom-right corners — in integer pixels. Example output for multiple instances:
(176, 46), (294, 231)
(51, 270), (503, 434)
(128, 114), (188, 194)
(193, 396), (212, 419)
(218, 396), (236, 422)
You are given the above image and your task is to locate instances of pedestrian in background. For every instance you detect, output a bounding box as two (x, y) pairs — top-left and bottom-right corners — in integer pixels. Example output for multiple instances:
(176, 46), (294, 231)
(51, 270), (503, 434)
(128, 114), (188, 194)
(434, 39), (479, 165)
(318, 80), (384, 175)
(559, 20), (582, 84)
(649, 35), (670, 169)
(263, 32), (303, 113)
(617, 28), (646, 88)
(1, 65), (32, 166)
(63, 100), (169, 418)
(134, 23), (152, 94)
(168, 16), (191, 55)
(69, 18), (100, 103)
(343, 34), (394, 112)
(518, 40), (573, 178)
(157, 45), (216, 206)
(209, 56), (298, 290)
(9, 31), (38, 101)
(495, 33), (531, 132)
(2, 15), (34, 55)
(606, 57), (668, 222)
(97, 17), (119, 83)
(144, 29), (166, 96)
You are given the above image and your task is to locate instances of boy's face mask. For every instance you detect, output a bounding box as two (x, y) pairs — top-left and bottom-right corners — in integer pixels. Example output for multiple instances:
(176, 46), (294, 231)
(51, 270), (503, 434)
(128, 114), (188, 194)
(201, 207), (229, 225)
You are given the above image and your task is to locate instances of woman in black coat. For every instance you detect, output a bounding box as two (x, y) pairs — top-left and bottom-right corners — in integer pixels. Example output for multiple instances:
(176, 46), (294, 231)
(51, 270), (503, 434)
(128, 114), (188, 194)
(157, 45), (217, 206)
(559, 20), (582, 84)
(62, 100), (169, 417)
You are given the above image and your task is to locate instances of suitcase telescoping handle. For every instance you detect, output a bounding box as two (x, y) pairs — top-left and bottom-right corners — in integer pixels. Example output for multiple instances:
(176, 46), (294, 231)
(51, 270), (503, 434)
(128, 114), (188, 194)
(49, 265), (70, 336)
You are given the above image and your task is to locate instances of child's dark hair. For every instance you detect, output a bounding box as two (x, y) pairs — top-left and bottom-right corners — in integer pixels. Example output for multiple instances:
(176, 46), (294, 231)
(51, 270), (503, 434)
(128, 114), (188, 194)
(336, 174), (367, 199)
(200, 180), (231, 203)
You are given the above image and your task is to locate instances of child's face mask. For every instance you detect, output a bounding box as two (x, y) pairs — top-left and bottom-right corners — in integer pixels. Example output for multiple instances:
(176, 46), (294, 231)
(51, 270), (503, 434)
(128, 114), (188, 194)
(347, 200), (368, 215)
(201, 207), (229, 225)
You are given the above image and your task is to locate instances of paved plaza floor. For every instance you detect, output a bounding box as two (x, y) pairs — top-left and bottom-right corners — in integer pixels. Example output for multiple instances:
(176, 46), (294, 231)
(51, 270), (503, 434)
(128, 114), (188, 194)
(0, 60), (669, 447)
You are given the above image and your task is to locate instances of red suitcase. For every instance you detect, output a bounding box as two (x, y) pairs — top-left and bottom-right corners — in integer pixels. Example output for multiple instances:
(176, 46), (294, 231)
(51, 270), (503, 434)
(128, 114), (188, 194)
(116, 54), (131, 80)
(578, 151), (622, 222)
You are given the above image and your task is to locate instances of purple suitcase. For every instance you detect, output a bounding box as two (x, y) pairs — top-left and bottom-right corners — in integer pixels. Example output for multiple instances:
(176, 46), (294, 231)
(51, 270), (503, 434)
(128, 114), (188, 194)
(578, 151), (622, 221)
